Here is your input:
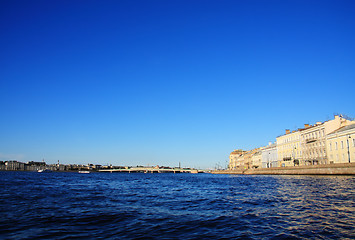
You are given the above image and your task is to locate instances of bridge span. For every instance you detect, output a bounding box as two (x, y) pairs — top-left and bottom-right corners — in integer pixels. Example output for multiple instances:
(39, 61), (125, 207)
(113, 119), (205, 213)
(99, 167), (200, 173)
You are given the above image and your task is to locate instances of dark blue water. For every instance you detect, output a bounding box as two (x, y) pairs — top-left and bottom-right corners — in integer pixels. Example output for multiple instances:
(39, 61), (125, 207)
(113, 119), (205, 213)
(0, 172), (354, 239)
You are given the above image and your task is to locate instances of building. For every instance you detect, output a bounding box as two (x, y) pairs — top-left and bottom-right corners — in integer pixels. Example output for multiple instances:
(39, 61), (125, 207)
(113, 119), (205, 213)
(276, 129), (302, 167)
(326, 124), (355, 164)
(300, 115), (354, 165)
(261, 142), (278, 168)
(251, 149), (262, 169)
(228, 149), (246, 170)
(4, 161), (25, 171)
(25, 161), (46, 171)
(243, 149), (260, 170)
(228, 148), (260, 170)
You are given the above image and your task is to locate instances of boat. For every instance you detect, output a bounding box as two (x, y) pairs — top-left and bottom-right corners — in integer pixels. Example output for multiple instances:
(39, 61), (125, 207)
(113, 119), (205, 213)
(78, 171), (90, 174)
(37, 169), (52, 173)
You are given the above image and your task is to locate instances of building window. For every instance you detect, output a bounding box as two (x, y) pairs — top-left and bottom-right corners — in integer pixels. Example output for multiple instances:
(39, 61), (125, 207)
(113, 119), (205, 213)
(341, 141), (344, 149)
(330, 142), (332, 151)
(353, 138), (355, 147)
(335, 142), (338, 150)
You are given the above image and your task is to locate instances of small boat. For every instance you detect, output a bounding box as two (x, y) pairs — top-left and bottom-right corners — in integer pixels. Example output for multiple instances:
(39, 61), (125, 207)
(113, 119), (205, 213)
(38, 169), (52, 173)
(78, 171), (90, 174)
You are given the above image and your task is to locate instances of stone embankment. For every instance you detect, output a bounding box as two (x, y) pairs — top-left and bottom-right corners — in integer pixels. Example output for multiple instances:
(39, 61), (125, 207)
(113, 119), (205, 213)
(212, 163), (355, 175)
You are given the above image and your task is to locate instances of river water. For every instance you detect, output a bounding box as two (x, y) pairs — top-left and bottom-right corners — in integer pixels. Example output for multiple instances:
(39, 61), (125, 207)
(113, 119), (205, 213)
(0, 171), (354, 239)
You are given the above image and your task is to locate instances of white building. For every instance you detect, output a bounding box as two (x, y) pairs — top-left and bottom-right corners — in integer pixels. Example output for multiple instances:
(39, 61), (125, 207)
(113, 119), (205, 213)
(261, 143), (278, 168)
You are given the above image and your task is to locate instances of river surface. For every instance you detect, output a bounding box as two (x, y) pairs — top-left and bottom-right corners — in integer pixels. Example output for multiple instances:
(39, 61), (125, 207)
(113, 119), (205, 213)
(0, 171), (354, 239)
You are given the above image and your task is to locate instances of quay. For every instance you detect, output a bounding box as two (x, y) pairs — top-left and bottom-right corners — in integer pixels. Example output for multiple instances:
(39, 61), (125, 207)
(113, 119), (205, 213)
(99, 167), (201, 173)
(212, 162), (355, 175)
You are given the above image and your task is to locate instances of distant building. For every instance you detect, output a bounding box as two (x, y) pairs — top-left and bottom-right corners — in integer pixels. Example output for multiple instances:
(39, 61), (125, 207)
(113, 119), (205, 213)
(300, 115), (354, 165)
(276, 129), (302, 167)
(5, 161), (25, 171)
(326, 123), (355, 164)
(261, 142), (277, 168)
(228, 149), (246, 170)
(242, 149), (260, 170)
(251, 149), (262, 169)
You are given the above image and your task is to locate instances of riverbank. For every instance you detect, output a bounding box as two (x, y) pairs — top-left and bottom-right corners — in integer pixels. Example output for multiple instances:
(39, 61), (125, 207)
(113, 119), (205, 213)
(212, 162), (355, 175)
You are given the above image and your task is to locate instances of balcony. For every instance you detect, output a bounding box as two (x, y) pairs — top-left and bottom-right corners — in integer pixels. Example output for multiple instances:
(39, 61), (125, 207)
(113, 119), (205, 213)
(306, 138), (317, 144)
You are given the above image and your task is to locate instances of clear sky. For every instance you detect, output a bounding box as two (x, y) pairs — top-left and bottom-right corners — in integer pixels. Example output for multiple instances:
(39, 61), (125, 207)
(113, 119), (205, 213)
(1, 0), (354, 169)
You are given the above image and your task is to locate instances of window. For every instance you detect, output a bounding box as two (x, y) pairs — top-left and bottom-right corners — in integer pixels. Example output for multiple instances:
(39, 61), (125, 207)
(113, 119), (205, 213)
(335, 142), (338, 150)
(330, 142), (332, 151)
(353, 138), (355, 147)
(341, 141), (344, 149)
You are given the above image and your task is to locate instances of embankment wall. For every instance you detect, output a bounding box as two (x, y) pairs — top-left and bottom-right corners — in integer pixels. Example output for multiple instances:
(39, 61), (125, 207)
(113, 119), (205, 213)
(212, 163), (355, 175)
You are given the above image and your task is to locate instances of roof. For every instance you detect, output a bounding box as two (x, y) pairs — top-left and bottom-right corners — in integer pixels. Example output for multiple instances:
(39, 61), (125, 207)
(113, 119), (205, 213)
(230, 150), (245, 155)
(329, 123), (355, 135)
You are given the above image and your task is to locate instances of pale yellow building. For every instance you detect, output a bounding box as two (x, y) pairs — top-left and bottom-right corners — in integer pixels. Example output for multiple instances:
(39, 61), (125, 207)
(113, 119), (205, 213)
(228, 148), (259, 170)
(243, 148), (259, 169)
(276, 129), (302, 167)
(228, 149), (245, 170)
(300, 115), (354, 165)
(326, 124), (355, 164)
(251, 149), (262, 169)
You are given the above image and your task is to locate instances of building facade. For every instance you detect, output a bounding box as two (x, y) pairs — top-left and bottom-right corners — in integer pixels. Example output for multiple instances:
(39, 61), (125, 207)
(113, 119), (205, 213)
(228, 149), (245, 170)
(251, 149), (262, 169)
(243, 149), (259, 169)
(228, 115), (354, 169)
(300, 115), (354, 165)
(276, 130), (302, 167)
(326, 124), (355, 164)
(261, 143), (278, 168)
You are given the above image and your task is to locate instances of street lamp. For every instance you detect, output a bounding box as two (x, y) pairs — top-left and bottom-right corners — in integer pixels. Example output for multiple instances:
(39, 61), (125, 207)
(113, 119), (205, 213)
(292, 146), (297, 166)
(268, 152), (270, 168)
(347, 135), (352, 163)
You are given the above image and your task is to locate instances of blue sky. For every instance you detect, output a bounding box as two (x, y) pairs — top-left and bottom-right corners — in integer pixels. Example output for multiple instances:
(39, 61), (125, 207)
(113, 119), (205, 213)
(1, 0), (354, 169)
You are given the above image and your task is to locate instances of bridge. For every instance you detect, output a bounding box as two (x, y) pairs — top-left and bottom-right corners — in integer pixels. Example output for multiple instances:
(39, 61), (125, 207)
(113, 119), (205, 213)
(99, 167), (200, 173)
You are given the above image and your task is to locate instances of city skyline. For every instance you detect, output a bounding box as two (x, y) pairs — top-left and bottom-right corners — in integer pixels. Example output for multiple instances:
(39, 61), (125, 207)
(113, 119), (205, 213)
(1, 1), (355, 168)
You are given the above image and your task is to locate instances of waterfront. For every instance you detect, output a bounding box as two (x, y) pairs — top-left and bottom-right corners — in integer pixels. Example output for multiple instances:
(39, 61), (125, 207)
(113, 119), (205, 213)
(1, 172), (354, 239)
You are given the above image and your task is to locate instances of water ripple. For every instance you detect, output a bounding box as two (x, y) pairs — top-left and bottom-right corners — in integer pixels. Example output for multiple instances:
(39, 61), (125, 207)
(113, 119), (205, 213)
(0, 172), (354, 239)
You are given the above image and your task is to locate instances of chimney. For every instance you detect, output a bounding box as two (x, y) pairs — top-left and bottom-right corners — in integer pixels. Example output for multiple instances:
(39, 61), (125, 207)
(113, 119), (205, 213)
(304, 124), (310, 128)
(285, 129), (291, 134)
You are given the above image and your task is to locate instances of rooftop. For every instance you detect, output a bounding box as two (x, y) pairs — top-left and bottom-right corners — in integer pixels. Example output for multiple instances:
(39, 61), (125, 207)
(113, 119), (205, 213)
(329, 123), (355, 135)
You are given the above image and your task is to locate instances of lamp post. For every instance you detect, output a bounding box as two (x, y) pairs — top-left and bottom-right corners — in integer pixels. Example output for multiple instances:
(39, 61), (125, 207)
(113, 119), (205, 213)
(347, 136), (352, 163)
(268, 152), (270, 168)
(292, 146), (297, 166)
